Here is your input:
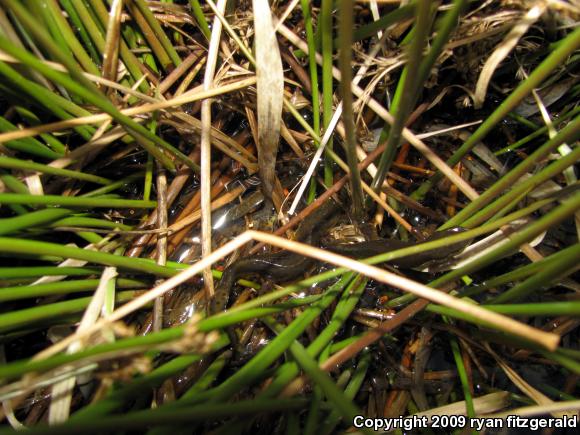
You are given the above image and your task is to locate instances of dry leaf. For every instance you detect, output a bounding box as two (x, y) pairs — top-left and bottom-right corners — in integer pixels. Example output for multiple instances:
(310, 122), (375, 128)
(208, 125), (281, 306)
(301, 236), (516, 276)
(252, 0), (284, 201)
(474, 3), (546, 108)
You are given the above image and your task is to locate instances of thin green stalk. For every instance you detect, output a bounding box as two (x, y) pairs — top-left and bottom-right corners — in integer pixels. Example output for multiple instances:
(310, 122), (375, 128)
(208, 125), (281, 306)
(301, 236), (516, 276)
(133, 0), (181, 67)
(286, 411), (300, 435)
(450, 338), (475, 419)
(338, 0), (364, 218)
(488, 189), (537, 226)
(50, 216), (133, 231)
(62, 0), (106, 55)
(76, 231), (103, 244)
(201, 299), (321, 333)
(299, 0), (320, 138)
(85, 0), (151, 92)
(0, 116), (63, 159)
(81, 172), (144, 198)
(487, 243), (580, 303)
(304, 386), (323, 435)
(349, 4), (415, 43)
(154, 275), (352, 411)
(0, 208), (71, 236)
(43, 0), (101, 75)
(188, 0), (211, 41)
(59, 0), (102, 65)
(320, 350), (370, 435)
(181, 351), (230, 399)
(463, 145), (580, 228)
(539, 350), (580, 375)
(34, 0), (73, 76)
(416, 0), (467, 94)
(0, 60), (95, 140)
(147, 352), (234, 432)
(0, 193), (155, 208)
(262, 277), (366, 398)
(442, 116), (580, 229)
(0, 172), (28, 194)
(0, 291), (135, 333)
(424, 305), (514, 340)
(321, 0), (333, 187)
(460, 246), (563, 297)
(0, 278), (145, 302)
(8, 399), (311, 435)
(0, 237), (176, 277)
(144, 154), (154, 201)
(0, 266), (100, 279)
(263, 318), (364, 428)
(413, 25), (580, 200)
(495, 106), (580, 156)
(0, 133), (60, 159)
(126, 1), (170, 71)
(510, 112), (540, 130)
(13, 106), (67, 154)
(553, 348), (580, 361)
(0, 156), (112, 185)
(306, 179), (317, 203)
(371, 0), (431, 193)
(329, 336), (360, 355)
(537, 383), (578, 401)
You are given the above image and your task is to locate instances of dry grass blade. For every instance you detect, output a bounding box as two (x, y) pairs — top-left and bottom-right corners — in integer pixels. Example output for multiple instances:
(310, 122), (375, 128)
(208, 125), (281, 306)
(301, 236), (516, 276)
(474, 2), (546, 108)
(252, 0), (284, 203)
(48, 267), (117, 424)
(0, 77), (257, 143)
(102, 0), (123, 83)
(0, 348), (24, 429)
(200, 0), (227, 299)
(153, 165), (168, 332)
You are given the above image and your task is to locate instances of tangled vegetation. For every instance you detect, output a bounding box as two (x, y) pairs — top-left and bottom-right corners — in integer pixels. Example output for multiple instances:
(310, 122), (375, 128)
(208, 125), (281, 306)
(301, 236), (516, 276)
(0, 0), (579, 433)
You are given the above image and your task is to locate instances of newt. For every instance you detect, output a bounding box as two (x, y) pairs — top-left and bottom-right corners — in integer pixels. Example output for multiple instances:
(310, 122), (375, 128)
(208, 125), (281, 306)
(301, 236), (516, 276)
(210, 202), (471, 316)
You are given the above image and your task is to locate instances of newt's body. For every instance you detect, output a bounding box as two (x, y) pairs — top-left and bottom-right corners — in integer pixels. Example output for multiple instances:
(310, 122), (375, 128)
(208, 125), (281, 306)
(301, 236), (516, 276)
(210, 200), (470, 316)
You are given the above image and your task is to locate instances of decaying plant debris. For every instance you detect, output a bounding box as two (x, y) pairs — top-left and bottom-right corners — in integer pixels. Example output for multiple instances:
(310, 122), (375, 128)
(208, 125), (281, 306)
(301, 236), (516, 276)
(0, 0), (579, 433)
